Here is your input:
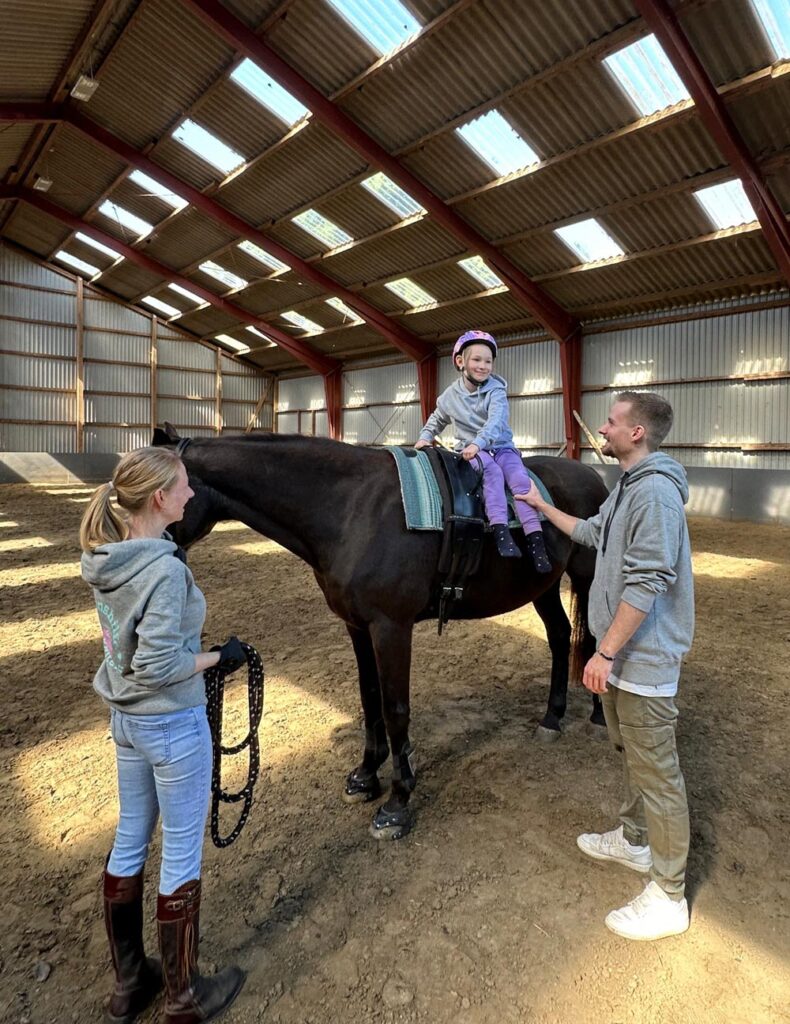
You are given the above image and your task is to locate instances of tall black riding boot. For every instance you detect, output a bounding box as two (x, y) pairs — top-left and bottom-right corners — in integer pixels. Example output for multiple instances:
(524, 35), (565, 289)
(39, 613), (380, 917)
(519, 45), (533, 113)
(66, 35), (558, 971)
(492, 523), (522, 558)
(103, 865), (163, 1024)
(525, 530), (552, 573)
(157, 879), (246, 1024)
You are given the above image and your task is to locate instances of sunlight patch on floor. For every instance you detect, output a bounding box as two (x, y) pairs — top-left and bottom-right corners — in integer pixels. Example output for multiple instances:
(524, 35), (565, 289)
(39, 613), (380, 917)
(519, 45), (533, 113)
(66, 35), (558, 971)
(211, 521), (253, 534)
(693, 552), (780, 577)
(230, 539), (284, 556)
(0, 535), (53, 553)
(0, 560), (81, 587)
(0, 607), (96, 652)
(0, 519), (20, 528)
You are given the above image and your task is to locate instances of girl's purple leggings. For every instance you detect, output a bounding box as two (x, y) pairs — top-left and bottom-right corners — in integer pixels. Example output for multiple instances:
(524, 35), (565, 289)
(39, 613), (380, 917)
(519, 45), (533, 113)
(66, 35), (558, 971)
(476, 447), (542, 533)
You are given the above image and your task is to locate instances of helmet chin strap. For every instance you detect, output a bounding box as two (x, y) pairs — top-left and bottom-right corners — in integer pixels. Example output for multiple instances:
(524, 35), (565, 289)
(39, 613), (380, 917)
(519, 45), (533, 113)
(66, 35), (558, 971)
(463, 369), (485, 388)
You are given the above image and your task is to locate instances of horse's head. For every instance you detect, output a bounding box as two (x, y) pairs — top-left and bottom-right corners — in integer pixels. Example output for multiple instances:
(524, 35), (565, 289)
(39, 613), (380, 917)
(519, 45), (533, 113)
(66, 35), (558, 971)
(152, 423), (221, 549)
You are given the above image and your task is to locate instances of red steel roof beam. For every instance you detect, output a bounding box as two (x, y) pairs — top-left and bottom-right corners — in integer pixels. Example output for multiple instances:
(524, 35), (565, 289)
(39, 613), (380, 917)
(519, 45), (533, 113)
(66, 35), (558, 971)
(178, 0), (580, 343)
(634, 0), (790, 286)
(0, 186), (339, 376)
(0, 103), (434, 364)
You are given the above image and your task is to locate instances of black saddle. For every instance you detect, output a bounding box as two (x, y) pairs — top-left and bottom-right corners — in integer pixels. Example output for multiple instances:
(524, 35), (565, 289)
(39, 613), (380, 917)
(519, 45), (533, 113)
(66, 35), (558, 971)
(423, 447), (487, 633)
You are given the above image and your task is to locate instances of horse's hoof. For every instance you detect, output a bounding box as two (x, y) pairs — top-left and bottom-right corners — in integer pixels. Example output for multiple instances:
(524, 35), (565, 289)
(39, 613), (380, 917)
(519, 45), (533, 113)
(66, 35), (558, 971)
(343, 769), (382, 804)
(534, 723), (562, 743)
(585, 719), (608, 740)
(369, 805), (412, 841)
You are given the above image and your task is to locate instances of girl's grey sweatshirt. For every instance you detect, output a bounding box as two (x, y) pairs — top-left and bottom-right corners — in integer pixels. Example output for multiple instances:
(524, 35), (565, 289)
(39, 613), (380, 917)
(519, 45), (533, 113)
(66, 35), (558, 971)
(81, 537), (207, 714)
(418, 374), (514, 451)
(571, 452), (695, 685)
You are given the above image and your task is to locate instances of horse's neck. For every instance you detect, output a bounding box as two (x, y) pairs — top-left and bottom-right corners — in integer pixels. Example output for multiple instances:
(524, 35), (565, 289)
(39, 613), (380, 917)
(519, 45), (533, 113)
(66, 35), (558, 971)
(200, 439), (357, 567)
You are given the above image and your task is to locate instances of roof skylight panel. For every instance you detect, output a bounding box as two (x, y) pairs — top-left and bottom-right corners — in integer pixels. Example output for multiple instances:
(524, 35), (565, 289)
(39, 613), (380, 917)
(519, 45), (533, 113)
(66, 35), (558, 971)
(141, 295), (181, 317)
(246, 326), (277, 347)
(198, 261), (248, 290)
(361, 173), (425, 218)
(694, 180), (758, 228)
(74, 232), (122, 260)
(325, 0), (421, 54)
(128, 170), (188, 211)
(230, 59), (310, 126)
(216, 334), (251, 354)
(172, 119), (246, 175)
(168, 283), (204, 304)
(603, 34), (691, 116)
(456, 110), (540, 176)
(292, 209), (353, 248)
(98, 201), (154, 239)
(237, 240), (289, 273)
(55, 251), (100, 277)
(751, 0), (790, 59)
(554, 219), (624, 263)
(282, 311), (325, 333)
(326, 297), (363, 323)
(458, 256), (503, 289)
(384, 278), (437, 307)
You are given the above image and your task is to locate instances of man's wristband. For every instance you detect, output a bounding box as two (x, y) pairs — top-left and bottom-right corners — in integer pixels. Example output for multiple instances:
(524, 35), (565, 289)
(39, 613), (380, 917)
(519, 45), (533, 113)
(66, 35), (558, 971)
(597, 649), (615, 662)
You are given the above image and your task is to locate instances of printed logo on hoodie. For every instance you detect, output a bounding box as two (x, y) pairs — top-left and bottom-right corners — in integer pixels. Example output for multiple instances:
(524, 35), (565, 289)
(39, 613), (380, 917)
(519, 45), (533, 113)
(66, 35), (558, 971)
(96, 600), (123, 673)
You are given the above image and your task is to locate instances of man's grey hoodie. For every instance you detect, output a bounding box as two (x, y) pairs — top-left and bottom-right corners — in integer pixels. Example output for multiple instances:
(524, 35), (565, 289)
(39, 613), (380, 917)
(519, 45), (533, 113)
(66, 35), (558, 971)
(81, 537), (207, 714)
(571, 452), (695, 685)
(418, 373), (514, 451)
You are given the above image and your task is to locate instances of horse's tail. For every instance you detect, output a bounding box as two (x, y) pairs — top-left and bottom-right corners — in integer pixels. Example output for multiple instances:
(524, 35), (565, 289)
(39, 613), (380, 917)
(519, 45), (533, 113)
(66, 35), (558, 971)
(568, 574), (595, 686)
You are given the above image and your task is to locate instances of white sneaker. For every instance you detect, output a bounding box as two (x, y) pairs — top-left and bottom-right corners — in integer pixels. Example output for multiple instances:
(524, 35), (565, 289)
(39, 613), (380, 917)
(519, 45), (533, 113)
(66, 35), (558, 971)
(577, 825), (652, 873)
(605, 881), (689, 940)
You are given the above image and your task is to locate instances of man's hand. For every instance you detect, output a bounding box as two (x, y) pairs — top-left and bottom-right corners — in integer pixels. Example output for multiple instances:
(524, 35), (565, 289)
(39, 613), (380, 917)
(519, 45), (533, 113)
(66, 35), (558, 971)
(514, 479), (545, 510)
(414, 439), (431, 450)
(462, 443), (480, 461)
(582, 652), (611, 693)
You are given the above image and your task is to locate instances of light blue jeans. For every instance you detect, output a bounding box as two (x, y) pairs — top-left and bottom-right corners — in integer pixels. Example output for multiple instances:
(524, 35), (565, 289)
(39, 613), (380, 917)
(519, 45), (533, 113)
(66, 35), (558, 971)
(107, 705), (212, 894)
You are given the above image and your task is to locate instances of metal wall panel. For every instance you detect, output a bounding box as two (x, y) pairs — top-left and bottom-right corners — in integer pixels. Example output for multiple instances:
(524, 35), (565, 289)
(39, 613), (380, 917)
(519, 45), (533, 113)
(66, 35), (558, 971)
(510, 394), (565, 449)
(220, 354), (258, 376)
(157, 338), (215, 371)
(84, 330), (150, 364)
(1, 352), (74, 388)
(0, 283), (74, 324)
(84, 427), (151, 454)
(221, 403), (272, 430)
(84, 362), (149, 394)
(222, 374), (268, 402)
(343, 363), (418, 407)
(0, 248), (74, 290)
(277, 376), (325, 412)
(0, 423), (75, 452)
(0, 389), (75, 422)
(158, 368), (215, 400)
(157, 398), (216, 430)
(83, 298), (150, 333)
(85, 395), (149, 426)
(0, 320), (75, 356)
(314, 410), (329, 438)
(276, 411), (299, 434)
(342, 404), (422, 446)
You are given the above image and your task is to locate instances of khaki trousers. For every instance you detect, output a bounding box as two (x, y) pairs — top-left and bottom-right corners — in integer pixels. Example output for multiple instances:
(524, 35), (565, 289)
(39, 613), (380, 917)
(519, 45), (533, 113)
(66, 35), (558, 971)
(601, 686), (690, 899)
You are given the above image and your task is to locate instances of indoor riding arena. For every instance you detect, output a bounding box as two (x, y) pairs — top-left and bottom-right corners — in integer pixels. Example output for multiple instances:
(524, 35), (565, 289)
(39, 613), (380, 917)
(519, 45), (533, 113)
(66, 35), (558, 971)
(1, 2), (789, 1023)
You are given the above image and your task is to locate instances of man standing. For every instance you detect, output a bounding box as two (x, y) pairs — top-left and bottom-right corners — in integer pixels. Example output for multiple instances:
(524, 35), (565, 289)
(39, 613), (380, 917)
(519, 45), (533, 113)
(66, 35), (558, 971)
(518, 392), (694, 940)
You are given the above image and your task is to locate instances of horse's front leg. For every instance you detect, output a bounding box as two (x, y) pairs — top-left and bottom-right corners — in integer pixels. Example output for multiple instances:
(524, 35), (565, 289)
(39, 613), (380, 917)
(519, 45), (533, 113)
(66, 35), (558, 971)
(532, 582), (571, 741)
(367, 617), (415, 841)
(343, 623), (389, 804)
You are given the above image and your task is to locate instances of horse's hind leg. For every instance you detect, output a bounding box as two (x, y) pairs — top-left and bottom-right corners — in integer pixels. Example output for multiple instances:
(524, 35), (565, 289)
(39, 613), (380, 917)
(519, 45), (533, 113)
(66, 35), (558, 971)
(532, 581), (571, 740)
(367, 618), (415, 841)
(343, 624), (390, 804)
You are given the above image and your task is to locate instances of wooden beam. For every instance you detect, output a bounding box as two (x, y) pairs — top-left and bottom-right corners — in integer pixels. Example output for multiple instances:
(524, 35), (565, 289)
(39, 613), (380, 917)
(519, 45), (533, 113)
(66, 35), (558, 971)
(75, 275), (84, 452)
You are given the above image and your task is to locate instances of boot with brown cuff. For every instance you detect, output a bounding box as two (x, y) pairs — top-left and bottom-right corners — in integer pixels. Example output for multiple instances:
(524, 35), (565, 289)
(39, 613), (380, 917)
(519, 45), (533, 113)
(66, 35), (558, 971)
(103, 865), (163, 1023)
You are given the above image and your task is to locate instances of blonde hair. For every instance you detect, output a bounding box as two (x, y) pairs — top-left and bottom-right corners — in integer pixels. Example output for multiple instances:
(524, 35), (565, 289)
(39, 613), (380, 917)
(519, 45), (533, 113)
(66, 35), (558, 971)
(79, 446), (183, 551)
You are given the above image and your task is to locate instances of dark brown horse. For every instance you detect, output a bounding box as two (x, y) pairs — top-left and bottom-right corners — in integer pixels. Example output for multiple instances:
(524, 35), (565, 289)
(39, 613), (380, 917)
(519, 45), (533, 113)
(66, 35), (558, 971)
(153, 427), (609, 839)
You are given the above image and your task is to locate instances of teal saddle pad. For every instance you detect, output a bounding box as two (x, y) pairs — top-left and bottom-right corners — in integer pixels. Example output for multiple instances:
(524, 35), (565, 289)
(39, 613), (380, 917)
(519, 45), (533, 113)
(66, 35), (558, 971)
(384, 447), (553, 531)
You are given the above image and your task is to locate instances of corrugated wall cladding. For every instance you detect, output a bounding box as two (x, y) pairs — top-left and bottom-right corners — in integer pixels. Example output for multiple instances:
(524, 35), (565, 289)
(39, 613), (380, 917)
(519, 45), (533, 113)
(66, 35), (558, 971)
(0, 321), (75, 356)
(0, 283), (75, 324)
(276, 411), (299, 434)
(221, 354), (258, 376)
(1, 352), (74, 389)
(84, 427), (151, 454)
(84, 298), (150, 333)
(342, 404), (422, 446)
(157, 398), (216, 429)
(277, 376), (325, 411)
(1, 424), (75, 452)
(222, 373), (269, 402)
(221, 402), (272, 430)
(510, 395), (565, 448)
(84, 363), (149, 394)
(0, 389), (75, 422)
(158, 368), (215, 399)
(343, 363), (418, 406)
(84, 331), (150, 363)
(0, 249), (74, 291)
(156, 339), (215, 371)
(85, 395), (149, 426)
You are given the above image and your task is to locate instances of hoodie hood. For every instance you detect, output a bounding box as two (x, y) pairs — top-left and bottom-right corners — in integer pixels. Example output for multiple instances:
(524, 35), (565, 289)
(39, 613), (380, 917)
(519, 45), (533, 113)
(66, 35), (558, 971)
(453, 372), (507, 396)
(626, 451), (689, 504)
(81, 537), (178, 591)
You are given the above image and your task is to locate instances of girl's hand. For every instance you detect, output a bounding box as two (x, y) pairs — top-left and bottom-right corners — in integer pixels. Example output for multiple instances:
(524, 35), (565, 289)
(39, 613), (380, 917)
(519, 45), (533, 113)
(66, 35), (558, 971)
(414, 439), (430, 450)
(462, 443), (480, 461)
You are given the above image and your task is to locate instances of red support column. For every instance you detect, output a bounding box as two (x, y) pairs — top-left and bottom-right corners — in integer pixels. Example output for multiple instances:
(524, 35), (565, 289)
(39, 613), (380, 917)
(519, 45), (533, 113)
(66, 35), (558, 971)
(559, 328), (582, 460)
(416, 351), (437, 427)
(323, 368), (343, 441)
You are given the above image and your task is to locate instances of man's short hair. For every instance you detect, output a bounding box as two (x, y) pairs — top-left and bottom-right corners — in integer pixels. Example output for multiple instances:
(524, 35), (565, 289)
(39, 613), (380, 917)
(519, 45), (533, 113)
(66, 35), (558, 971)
(616, 391), (674, 451)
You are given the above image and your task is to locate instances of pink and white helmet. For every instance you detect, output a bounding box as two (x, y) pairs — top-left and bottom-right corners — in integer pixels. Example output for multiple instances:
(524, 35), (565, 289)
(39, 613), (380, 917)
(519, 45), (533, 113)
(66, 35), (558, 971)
(453, 330), (497, 367)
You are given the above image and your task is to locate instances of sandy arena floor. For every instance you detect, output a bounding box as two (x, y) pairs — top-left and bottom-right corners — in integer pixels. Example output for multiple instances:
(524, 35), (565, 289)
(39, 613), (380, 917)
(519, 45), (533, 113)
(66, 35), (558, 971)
(0, 482), (789, 1024)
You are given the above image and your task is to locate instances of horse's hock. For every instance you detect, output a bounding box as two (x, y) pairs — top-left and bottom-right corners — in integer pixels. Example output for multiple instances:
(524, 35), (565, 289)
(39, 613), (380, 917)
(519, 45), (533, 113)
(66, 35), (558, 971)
(1, 482), (789, 1024)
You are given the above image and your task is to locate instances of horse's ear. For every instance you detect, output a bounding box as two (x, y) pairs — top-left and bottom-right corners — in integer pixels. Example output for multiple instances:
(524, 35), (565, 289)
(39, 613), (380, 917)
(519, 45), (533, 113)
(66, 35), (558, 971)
(152, 422), (181, 446)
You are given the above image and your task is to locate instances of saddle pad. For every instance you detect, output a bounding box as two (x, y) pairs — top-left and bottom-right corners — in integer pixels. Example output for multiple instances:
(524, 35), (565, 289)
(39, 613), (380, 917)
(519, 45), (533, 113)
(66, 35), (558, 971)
(385, 446), (553, 531)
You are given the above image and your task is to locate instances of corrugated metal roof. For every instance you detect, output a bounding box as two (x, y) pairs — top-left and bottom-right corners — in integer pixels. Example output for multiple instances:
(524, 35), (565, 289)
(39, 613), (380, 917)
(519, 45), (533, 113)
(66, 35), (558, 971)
(0, 124), (35, 180)
(32, 124), (127, 217)
(0, 0), (95, 100)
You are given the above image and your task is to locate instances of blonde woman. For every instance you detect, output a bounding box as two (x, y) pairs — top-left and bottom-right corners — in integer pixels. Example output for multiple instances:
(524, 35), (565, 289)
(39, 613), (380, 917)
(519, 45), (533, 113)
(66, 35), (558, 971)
(80, 446), (245, 1024)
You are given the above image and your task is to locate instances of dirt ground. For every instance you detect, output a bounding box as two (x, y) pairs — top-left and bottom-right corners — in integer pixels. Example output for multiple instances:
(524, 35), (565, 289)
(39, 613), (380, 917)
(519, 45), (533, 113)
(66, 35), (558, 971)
(1, 482), (789, 1024)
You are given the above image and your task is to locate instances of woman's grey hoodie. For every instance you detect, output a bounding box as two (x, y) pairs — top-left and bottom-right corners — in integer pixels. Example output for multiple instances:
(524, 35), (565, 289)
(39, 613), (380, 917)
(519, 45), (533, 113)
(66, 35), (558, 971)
(418, 374), (514, 451)
(81, 537), (207, 714)
(571, 452), (695, 685)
